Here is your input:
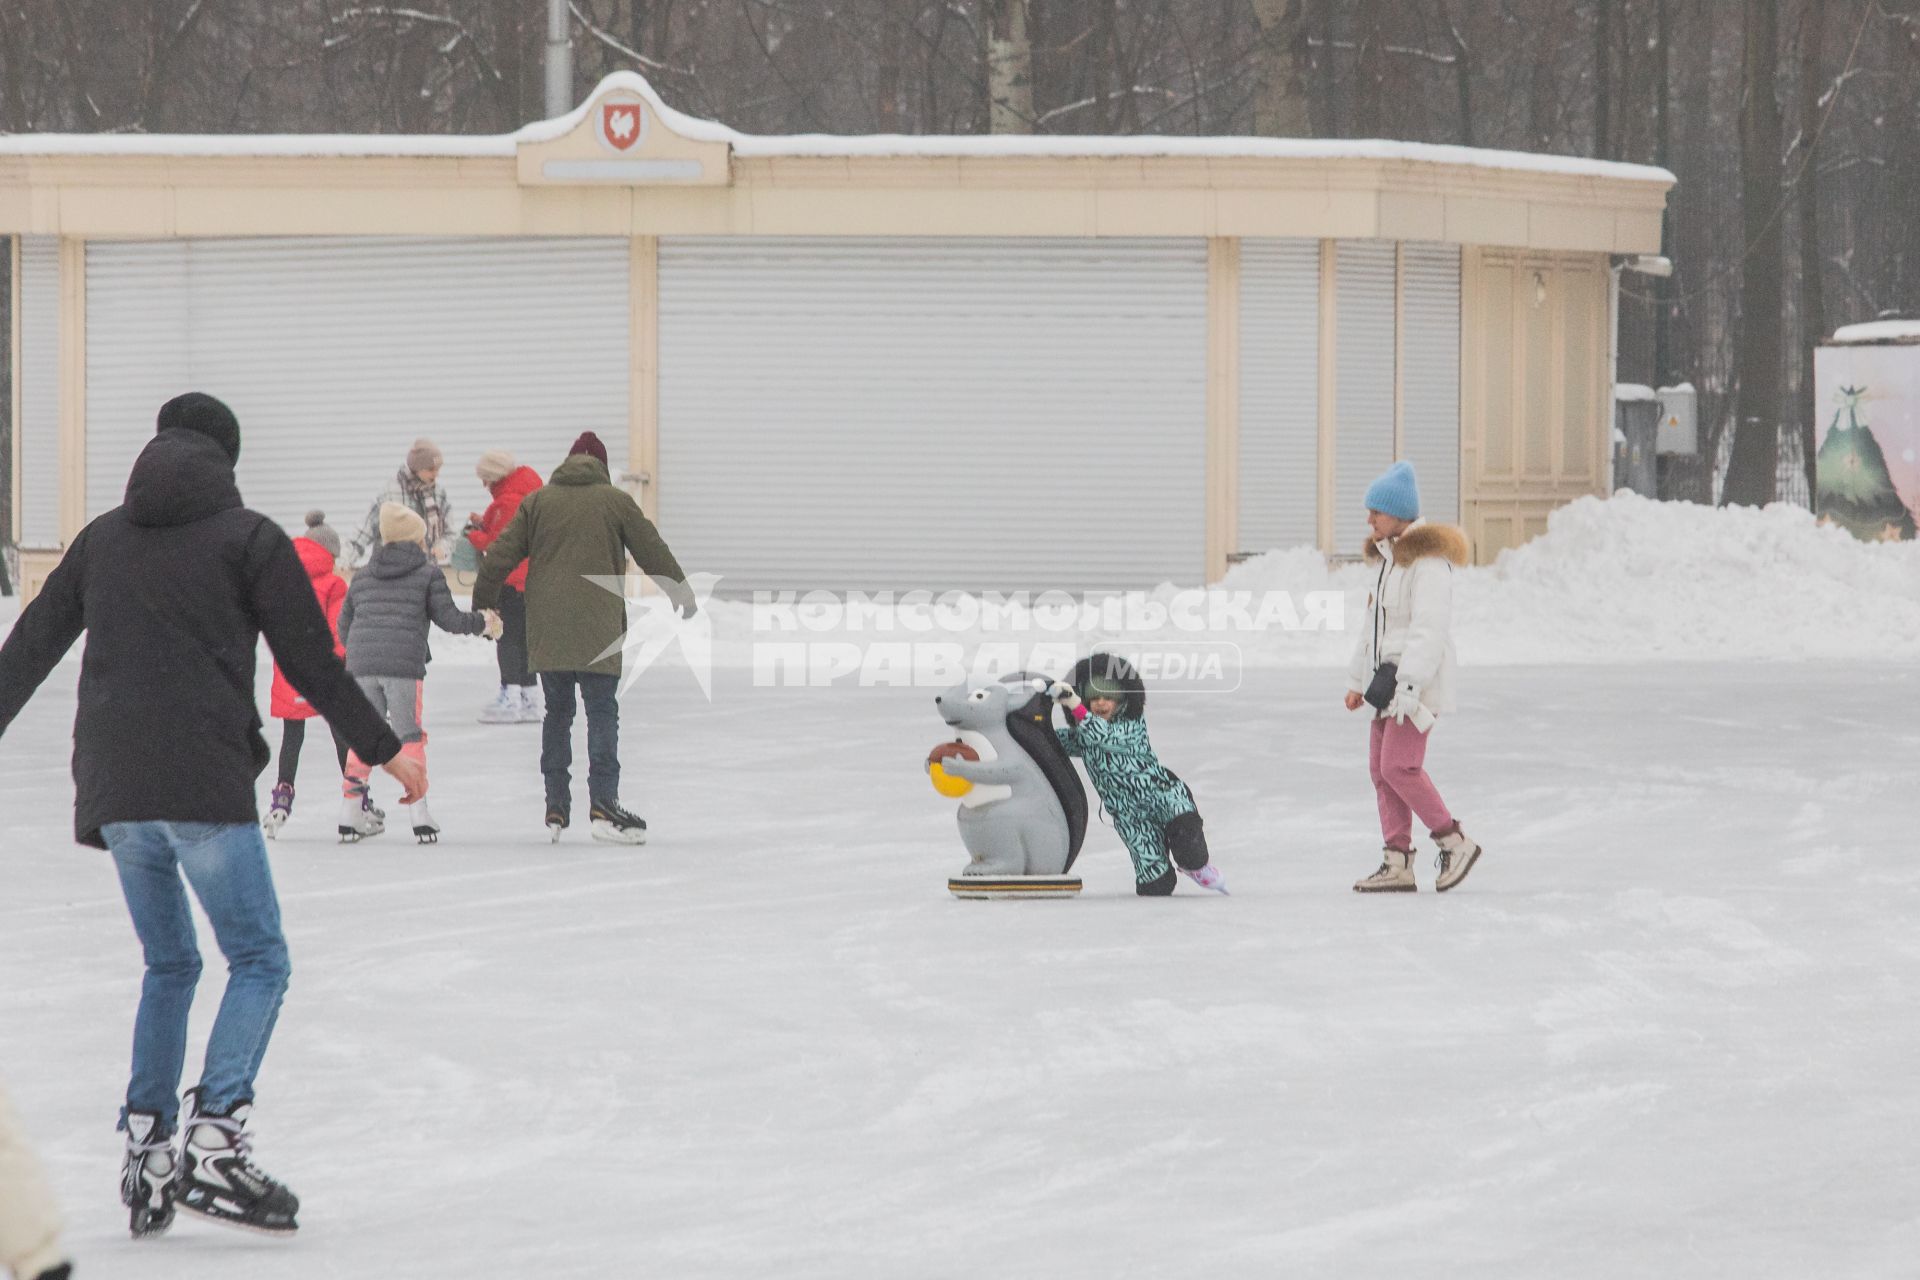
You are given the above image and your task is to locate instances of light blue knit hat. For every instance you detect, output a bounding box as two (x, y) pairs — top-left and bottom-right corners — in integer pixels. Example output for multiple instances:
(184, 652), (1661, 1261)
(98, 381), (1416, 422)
(1363, 460), (1420, 521)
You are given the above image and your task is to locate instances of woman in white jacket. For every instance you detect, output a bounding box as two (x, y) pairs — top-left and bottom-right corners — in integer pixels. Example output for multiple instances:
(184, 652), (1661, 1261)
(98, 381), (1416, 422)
(0, 1081), (71, 1280)
(1344, 461), (1485, 893)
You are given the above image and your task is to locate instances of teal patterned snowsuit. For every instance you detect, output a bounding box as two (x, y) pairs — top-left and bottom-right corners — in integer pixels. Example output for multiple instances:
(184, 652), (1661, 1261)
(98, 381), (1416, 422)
(1057, 714), (1197, 886)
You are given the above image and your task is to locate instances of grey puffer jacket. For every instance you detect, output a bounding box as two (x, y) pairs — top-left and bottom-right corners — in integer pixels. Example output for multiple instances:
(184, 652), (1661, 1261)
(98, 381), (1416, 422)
(338, 541), (486, 680)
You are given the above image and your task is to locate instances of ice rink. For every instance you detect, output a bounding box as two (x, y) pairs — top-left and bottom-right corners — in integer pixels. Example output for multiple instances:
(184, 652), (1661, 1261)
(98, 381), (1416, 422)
(4, 657), (1915, 1278)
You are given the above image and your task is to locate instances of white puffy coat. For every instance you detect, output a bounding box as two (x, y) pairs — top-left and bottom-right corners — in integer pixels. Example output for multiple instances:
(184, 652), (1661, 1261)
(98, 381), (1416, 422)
(1345, 522), (1471, 717)
(0, 1080), (65, 1280)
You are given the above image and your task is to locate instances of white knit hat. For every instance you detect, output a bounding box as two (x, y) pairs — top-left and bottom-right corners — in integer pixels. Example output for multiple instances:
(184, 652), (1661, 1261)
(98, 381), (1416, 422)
(475, 449), (517, 486)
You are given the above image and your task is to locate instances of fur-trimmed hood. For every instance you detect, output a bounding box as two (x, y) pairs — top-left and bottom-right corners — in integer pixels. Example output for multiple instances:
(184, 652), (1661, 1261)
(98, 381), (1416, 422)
(1362, 521), (1472, 568)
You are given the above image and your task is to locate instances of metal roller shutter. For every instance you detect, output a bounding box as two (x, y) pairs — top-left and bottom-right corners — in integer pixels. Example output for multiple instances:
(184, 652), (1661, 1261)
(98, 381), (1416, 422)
(84, 237), (631, 547)
(19, 236), (60, 547)
(1400, 242), (1462, 523)
(1236, 238), (1320, 555)
(1335, 240), (1397, 538)
(658, 236), (1207, 592)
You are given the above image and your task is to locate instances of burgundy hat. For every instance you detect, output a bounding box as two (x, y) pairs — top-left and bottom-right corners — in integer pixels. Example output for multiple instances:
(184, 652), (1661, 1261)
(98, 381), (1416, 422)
(569, 431), (609, 467)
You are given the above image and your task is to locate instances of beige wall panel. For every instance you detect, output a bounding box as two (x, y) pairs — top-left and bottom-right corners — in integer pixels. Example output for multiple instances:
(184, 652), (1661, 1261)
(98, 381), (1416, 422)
(744, 188), (1094, 237)
(956, 157), (1097, 190)
(1528, 200), (1618, 252)
(1562, 265), (1597, 484)
(1377, 193), (1445, 242)
(1211, 189), (1362, 239)
(629, 188), (744, 235)
(57, 237), (86, 543)
(52, 189), (176, 236)
(1523, 268), (1554, 477)
(1206, 238), (1239, 582)
(19, 548), (62, 605)
(1094, 190), (1212, 237)
(1482, 263), (1514, 477)
(1442, 197), (1529, 249)
(1614, 208), (1665, 253)
(1088, 157), (1149, 188)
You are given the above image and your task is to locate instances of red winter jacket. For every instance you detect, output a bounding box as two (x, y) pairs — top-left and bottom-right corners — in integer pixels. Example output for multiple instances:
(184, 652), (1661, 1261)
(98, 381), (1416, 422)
(466, 465), (543, 592)
(269, 537), (348, 720)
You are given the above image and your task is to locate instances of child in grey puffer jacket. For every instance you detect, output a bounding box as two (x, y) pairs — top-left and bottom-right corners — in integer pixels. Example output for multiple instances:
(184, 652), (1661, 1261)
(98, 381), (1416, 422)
(337, 503), (499, 843)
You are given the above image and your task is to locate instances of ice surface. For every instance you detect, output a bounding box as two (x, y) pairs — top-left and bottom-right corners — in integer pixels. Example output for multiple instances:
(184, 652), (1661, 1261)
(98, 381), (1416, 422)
(2, 657), (1915, 1278)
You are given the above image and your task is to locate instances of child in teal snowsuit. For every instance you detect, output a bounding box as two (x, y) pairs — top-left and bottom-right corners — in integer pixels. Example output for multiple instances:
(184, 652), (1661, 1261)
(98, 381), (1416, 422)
(1052, 654), (1227, 896)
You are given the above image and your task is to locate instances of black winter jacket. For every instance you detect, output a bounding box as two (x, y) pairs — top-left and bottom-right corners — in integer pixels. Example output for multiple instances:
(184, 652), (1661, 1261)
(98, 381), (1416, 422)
(338, 541), (486, 680)
(0, 431), (402, 847)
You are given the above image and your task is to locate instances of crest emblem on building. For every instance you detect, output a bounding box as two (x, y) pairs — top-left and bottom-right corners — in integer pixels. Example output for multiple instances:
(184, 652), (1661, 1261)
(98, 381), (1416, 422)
(599, 101), (645, 152)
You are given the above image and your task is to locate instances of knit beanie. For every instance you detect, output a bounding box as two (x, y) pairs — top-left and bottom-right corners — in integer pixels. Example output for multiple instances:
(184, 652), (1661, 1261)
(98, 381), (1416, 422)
(1363, 460), (1421, 522)
(303, 510), (341, 558)
(407, 438), (444, 475)
(379, 502), (428, 548)
(475, 449), (517, 487)
(155, 392), (241, 464)
(568, 431), (610, 468)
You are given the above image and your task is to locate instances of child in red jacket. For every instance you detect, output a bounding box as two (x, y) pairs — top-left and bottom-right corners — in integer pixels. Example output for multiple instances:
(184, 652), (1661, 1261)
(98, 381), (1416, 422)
(264, 511), (352, 836)
(465, 450), (544, 723)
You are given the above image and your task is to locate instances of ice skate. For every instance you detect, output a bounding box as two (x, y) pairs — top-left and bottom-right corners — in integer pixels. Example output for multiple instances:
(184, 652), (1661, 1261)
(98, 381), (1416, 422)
(1353, 846), (1417, 893)
(589, 799), (648, 845)
(1433, 823), (1483, 893)
(516, 685), (544, 723)
(121, 1110), (178, 1239)
(1181, 862), (1230, 895)
(546, 805), (569, 843)
(262, 782), (294, 838)
(477, 686), (519, 724)
(337, 793), (384, 843)
(411, 797), (440, 844)
(174, 1090), (299, 1236)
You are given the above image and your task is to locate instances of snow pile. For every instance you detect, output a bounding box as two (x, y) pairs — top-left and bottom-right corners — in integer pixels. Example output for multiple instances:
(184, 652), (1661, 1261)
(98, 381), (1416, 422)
(1453, 492), (1920, 663)
(4, 494), (1916, 674)
(1217, 491), (1920, 667)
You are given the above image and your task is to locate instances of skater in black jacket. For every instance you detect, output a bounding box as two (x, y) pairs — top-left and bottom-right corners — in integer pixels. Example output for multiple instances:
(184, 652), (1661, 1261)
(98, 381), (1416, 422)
(0, 393), (426, 1240)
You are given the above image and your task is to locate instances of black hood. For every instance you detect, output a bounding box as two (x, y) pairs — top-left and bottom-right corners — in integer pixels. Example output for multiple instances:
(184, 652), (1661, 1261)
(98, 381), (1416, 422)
(123, 431), (245, 528)
(366, 539), (429, 579)
(1070, 652), (1147, 720)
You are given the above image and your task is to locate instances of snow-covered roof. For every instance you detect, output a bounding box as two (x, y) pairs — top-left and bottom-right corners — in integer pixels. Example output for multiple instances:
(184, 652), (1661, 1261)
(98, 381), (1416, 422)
(1613, 383), (1658, 402)
(0, 71), (1674, 186)
(1830, 320), (1920, 345)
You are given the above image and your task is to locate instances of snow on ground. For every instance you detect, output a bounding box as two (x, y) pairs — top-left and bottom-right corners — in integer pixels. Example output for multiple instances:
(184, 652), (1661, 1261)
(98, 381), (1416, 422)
(4, 655), (1919, 1279)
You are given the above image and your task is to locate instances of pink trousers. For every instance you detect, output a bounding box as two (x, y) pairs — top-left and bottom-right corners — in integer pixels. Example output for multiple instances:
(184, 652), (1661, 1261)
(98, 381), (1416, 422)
(1368, 715), (1454, 850)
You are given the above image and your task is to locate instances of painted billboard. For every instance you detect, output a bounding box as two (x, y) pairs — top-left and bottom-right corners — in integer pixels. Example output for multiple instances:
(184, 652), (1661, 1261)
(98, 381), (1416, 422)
(1813, 340), (1920, 541)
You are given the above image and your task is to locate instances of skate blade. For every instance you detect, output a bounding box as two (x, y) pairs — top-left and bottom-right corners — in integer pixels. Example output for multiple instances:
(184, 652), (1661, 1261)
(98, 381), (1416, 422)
(547, 824), (565, 843)
(176, 1200), (299, 1237)
(414, 828), (439, 844)
(1353, 883), (1418, 893)
(129, 1206), (174, 1239)
(948, 875), (1081, 900)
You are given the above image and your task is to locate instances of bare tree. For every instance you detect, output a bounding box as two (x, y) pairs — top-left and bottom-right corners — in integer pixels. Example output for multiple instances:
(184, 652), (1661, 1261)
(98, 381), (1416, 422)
(985, 0), (1034, 132)
(1250, 0), (1312, 136)
(1723, 0), (1784, 507)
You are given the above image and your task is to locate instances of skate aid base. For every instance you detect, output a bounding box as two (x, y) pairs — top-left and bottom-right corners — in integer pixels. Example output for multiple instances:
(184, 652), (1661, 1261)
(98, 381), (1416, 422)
(947, 874), (1083, 900)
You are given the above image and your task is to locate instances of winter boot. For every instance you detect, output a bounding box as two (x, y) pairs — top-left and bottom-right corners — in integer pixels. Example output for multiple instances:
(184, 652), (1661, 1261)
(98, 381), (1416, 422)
(546, 804), (570, 843)
(1433, 823), (1483, 893)
(478, 686), (519, 724)
(589, 800), (648, 846)
(121, 1110), (178, 1239)
(1353, 846), (1417, 893)
(338, 793), (384, 843)
(175, 1090), (299, 1235)
(411, 798), (440, 844)
(262, 782), (294, 838)
(31, 1265), (73, 1280)
(1181, 863), (1230, 895)
(517, 684), (544, 723)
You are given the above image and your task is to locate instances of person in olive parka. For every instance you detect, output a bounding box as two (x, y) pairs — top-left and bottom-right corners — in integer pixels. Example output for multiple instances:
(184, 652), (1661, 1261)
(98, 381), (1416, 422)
(472, 431), (693, 844)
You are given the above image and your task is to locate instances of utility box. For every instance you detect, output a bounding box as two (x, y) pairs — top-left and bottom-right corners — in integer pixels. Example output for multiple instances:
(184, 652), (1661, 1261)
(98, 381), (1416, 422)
(1613, 385), (1659, 496)
(1656, 382), (1697, 455)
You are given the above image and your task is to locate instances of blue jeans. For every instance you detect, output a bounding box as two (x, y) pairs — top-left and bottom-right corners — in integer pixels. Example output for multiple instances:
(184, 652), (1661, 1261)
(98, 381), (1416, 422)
(540, 671), (621, 811)
(103, 822), (291, 1130)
